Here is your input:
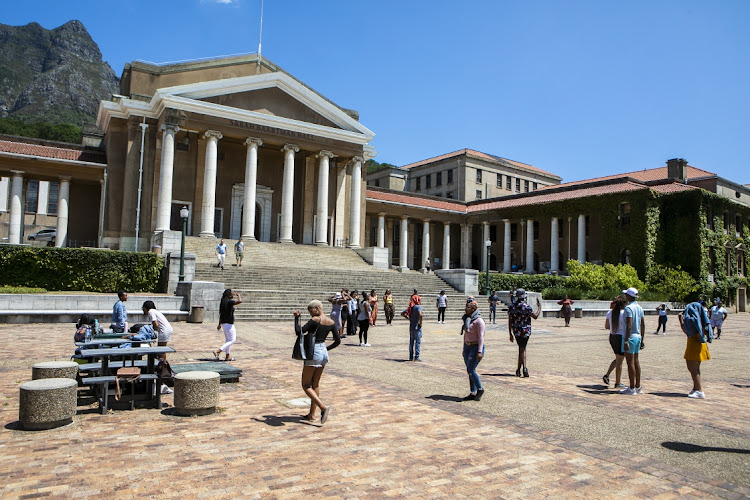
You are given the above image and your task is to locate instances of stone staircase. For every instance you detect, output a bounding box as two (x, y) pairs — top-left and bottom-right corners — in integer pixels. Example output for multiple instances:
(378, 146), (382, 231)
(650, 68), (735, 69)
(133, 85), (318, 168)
(185, 237), (503, 322)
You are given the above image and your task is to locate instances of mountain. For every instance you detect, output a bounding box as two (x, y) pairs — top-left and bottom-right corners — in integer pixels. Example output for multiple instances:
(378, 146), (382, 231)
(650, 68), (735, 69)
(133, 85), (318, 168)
(0, 20), (119, 126)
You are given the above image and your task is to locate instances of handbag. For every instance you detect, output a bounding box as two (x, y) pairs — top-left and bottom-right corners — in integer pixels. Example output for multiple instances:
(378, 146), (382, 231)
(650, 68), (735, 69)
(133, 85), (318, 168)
(156, 359), (176, 379)
(292, 321), (319, 360)
(114, 366), (141, 401)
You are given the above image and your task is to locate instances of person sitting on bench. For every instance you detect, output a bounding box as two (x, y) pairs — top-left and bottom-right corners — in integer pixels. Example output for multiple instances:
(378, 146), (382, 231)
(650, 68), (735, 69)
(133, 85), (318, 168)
(109, 290), (129, 333)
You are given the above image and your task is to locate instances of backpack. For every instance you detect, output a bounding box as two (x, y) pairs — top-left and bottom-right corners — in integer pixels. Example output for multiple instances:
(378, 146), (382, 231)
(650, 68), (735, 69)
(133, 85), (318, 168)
(74, 324), (92, 343)
(76, 313), (95, 328)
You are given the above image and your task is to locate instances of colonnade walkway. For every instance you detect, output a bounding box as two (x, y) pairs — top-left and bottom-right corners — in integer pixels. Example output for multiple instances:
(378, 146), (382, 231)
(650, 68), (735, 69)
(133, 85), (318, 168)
(1, 315), (748, 497)
(186, 237), (490, 322)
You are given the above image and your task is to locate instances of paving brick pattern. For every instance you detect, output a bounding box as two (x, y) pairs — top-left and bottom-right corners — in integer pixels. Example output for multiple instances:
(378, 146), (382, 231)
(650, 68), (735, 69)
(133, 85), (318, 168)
(0, 314), (748, 499)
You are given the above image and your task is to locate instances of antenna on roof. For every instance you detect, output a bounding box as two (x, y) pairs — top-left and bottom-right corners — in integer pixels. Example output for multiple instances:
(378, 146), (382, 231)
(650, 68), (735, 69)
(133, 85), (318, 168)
(256, 0), (264, 75)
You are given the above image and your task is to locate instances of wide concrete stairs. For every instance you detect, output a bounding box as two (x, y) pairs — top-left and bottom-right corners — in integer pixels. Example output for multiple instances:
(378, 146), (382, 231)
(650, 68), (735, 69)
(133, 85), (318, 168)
(187, 237), (504, 322)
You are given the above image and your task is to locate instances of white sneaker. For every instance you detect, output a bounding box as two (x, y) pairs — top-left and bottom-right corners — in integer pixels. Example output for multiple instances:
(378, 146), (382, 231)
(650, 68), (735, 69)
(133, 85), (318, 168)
(364, 343), (371, 347)
(619, 387), (635, 395)
(359, 342), (364, 346)
(688, 391), (705, 399)
(437, 321), (441, 324)
(161, 384), (173, 394)
(635, 387), (643, 394)
(442, 321), (445, 324)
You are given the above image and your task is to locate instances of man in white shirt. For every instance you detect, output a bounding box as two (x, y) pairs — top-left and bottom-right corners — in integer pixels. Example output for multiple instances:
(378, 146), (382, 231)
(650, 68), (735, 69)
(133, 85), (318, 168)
(709, 299), (728, 339)
(215, 239), (227, 270)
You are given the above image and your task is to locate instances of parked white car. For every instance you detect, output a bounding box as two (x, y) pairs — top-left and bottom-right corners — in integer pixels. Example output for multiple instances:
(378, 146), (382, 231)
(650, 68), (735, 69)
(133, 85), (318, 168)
(27, 229), (56, 243)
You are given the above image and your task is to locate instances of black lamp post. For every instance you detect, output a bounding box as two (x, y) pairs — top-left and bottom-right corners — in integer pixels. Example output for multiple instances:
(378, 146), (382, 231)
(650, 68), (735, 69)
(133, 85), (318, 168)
(179, 206), (189, 282)
(485, 238), (491, 296)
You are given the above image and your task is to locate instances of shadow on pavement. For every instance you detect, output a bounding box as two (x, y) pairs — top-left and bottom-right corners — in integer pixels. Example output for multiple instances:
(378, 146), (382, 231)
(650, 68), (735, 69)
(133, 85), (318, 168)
(252, 415), (316, 427)
(484, 373), (517, 377)
(426, 394), (463, 402)
(662, 441), (750, 454)
(650, 392), (688, 398)
(385, 358), (413, 363)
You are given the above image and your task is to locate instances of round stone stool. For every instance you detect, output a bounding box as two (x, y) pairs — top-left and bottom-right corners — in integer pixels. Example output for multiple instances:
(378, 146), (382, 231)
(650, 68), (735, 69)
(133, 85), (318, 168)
(174, 371), (220, 416)
(32, 361), (79, 380)
(19, 378), (77, 430)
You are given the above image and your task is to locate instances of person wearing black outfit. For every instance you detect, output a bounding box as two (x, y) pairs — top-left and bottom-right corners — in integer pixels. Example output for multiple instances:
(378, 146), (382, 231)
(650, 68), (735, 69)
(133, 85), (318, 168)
(294, 300), (340, 424)
(215, 289), (241, 361)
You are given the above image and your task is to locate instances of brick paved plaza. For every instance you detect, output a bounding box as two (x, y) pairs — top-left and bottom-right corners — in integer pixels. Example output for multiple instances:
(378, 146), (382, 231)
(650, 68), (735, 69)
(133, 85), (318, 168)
(1, 312), (749, 499)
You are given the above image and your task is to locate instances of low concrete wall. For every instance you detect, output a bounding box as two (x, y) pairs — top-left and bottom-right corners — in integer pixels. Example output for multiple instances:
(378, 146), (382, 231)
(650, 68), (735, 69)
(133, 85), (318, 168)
(435, 269), (479, 295)
(165, 252), (196, 293)
(355, 247), (390, 270)
(541, 300), (683, 318)
(175, 281), (225, 323)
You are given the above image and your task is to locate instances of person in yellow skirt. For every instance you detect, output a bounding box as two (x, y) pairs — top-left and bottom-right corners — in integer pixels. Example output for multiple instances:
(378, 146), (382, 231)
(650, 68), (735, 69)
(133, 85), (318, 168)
(678, 301), (712, 399)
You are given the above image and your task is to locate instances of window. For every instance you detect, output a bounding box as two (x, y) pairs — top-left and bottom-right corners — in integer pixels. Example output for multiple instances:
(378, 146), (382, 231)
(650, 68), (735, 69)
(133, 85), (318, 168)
(496, 173), (502, 188)
(476, 169), (482, 183)
(476, 190), (482, 200)
(506, 176), (512, 190)
(723, 212), (729, 234)
(426, 174), (431, 189)
(447, 169), (454, 184)
(533, 221), (539, 239)
(515, 178), (520, 192)
(490, 225), (497, 242)
(524, 180), (530, 192)
(736, 214), (743, 237)
(374, 179), (380, 187)
(446, 191), (454, 199)
(25, 179), (39, 213)
(619, 202), (631, 227)
(415, 177), (421, 190)
(533, 182), (538, 190)
(706, 206), (713, 230)
(510, 223), (518, 241)
(47, 181), (59, 215)
(436, 171), (442, 186)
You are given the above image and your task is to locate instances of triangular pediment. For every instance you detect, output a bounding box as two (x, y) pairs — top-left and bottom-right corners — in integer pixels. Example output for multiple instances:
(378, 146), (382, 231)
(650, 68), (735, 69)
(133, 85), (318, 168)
(199, 87), (340, 129)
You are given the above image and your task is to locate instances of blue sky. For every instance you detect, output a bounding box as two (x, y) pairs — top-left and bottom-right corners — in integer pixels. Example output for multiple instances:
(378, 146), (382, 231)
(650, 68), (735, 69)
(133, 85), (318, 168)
(5, 1), (749, 184)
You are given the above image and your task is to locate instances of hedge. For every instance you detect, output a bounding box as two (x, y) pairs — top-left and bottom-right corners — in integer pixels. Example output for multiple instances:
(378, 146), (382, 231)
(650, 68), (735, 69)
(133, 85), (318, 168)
(0, 246), (164, 293)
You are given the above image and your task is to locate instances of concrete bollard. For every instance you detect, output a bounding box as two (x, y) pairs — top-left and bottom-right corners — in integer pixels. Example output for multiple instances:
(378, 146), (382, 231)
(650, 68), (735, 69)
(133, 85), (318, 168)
(19, 378), (77, 430)
(174, 371), (220, 416)
(32, 361), (79, 380)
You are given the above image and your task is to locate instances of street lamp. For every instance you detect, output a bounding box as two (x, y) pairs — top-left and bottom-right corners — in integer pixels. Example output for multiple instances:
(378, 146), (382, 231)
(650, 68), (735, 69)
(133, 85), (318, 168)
(179, 206), (189, 282)
(485, 238), (492, 296)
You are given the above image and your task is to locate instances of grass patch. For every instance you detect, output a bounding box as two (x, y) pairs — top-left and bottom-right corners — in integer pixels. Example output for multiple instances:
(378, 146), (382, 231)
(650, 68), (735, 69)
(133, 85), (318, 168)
(0, 286), (47, 294)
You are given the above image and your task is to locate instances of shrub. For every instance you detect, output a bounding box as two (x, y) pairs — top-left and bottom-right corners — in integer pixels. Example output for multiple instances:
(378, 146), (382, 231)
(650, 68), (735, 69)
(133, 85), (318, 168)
(0, 286), (47, 293)
(646, 264), (697, 302)
(566, 260), (644, 292)
(0, 246), (164, 293)
(480, 273), (566, 294)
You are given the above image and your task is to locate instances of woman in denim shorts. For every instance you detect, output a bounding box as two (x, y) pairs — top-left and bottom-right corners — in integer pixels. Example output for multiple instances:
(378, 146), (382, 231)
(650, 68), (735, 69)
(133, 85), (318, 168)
(294, 300), (341, 424)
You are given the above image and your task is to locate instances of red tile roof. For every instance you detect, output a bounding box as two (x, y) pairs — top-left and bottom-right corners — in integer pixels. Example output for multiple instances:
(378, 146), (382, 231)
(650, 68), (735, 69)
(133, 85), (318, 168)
(649, 182), (700, 194)
(400, 148), (561, 180)
(366, 188), (467, 213)
(0, 139), (106, 164)
(538, 165), (714, 191)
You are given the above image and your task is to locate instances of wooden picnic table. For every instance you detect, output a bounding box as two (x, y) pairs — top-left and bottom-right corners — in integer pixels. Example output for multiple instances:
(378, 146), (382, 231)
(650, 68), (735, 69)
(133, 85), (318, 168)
(79, 346), (175, 413)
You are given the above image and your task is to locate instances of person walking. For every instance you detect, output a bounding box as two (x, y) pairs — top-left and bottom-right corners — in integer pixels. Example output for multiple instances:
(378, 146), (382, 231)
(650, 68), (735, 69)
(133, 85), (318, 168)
(293, 300), (340, 423)
(369, 289), (379, 326)
(215, 289), (241, 361)
(234, 238), (244, 267)
(557, 295), (574, 327)
(507, 288), (541, 377)
(346, 290), (359, 338)
(602, 295), (627, 389)
(488, 290), (500, 324)
(621, 287), (646, 395)
(215, 239), (227, 270)
(424, 258), (431, 273)
(109, 290), (128, 333)
(383, 289), (395, 325)
(655, 303), (670, 334)
(436, 289), (448, 324)
(401, 299), (423, 361)
(327, 292), (345, 338)
(708, 299), (728, 339)
(678, 301), (712, 399)
(142, 300), (174, 394)
(461, 297), (485, 401)
(357, 292), (372, 346)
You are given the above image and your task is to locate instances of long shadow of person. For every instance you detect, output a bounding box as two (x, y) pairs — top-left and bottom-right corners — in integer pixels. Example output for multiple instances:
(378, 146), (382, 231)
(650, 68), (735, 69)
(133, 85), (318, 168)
(252, 415), (316, 427)
(662, 441), (750, 454)
(426, 395), (464, 402)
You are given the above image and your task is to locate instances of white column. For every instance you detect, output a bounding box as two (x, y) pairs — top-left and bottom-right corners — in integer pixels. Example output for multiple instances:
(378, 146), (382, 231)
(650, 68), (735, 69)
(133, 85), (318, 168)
(422, 219), (430, 269)
(442, 222), (451, 270)
(0, 176), (8, 212)
(503, 219), (511, 273)
(550, 217), (559, 272)
(577, 214), (586, 263)
(37, 181), (49, 215)
(400, 216), (409, 270)
(55, 176), (71, 248)
(460, 223), (470, 268)
(482, 222), (490, 271)
(377, 213), (385, 248)
(242, 137), (262, 240)
(526, 219), (535, 274)
(8, 171), (24, 245)
(280, 144), (299, 244)
(348, 156), (363, 248)
(155, 123), (179, 232)
(199, 130), (223, 237)
(316, 150), (334, 246)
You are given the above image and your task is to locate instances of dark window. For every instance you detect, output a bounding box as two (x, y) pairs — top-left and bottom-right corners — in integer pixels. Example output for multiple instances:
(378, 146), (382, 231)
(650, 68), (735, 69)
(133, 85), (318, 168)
(476, 170), (482, 183)
(524, 180), (530, 192)
(415, 177), (421, 190)
(374, 179), (380, 187)
(447, 169), (454, 184)
(585, 215), (590, 236)
(426, 174), (431, 189)
(506, 176), (512, 190)
(446, 191), (454, 199)
(533, 220), (539, 239)
(436, 172), (442, 186)
(496, 173), (502, 188)
(47, 181), (59, 215)
(515, 178), (521, 192)
(736, 214), (742, 237)
(533, 182), (538, 190)
(490, 225), (497, 242)
(511, 223), (518, 241)
(724, 212), (729, 234)
(619, 202), (631, 227)
(25, 179), (39, 213)
(476, 190), (482, 200)
(558, 218), (564, 238)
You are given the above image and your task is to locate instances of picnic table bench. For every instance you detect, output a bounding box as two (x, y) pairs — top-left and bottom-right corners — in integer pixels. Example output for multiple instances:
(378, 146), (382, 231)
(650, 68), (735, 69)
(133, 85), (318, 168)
(75, 338), (154, 348)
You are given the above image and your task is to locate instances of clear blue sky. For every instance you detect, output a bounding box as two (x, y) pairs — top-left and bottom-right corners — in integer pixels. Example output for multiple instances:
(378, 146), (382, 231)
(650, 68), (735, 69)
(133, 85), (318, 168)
(5, 1), (749, 184)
